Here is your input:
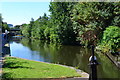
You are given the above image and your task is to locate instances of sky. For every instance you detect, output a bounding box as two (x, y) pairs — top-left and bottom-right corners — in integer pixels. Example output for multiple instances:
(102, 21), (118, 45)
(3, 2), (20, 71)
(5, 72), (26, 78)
(0, 1), (51, 26)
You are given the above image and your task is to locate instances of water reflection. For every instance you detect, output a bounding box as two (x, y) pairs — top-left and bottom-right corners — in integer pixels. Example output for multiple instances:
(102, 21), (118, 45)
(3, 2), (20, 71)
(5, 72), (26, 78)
(10, 37), (120, 78)
(96, 53), (120, 78)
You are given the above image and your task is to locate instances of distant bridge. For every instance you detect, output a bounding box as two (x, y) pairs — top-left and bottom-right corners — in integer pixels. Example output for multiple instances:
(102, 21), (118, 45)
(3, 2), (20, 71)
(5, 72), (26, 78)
(9, 29), (21, 36)
(9, 29), (20, 31)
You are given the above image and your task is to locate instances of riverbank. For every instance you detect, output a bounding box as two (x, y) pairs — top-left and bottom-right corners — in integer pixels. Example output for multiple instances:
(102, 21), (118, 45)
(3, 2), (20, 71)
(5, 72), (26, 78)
(105, 52), (120, 68)
(2, 57), (89, 79)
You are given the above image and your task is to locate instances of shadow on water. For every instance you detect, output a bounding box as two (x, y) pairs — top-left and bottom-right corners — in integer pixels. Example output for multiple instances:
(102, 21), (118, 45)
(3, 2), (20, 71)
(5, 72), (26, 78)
(96, 53), (120, 78)
(9, 37), (120, 78)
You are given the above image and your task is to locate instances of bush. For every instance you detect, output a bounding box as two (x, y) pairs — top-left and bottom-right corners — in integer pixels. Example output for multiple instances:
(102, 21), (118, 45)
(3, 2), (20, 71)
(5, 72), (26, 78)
(98, 26), (120, 53)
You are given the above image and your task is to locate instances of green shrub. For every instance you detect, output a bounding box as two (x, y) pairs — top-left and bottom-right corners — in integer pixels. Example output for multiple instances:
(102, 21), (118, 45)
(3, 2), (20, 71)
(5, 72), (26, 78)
(98, 26), (120, 53)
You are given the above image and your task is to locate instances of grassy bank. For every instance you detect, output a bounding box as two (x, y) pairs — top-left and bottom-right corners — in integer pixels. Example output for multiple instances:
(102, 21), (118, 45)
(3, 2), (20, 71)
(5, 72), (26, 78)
(2, 57), (81, 78)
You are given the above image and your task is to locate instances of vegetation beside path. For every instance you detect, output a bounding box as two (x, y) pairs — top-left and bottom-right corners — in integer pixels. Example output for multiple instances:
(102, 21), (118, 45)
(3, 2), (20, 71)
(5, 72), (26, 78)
(2, 57), (81, 78)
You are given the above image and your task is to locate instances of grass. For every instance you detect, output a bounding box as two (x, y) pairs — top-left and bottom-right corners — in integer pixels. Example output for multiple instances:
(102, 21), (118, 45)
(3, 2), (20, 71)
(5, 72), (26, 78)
(2, 57), (81, 78)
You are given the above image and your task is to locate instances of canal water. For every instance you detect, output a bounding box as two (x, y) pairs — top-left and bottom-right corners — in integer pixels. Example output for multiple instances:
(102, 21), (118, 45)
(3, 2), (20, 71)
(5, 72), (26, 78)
(9, 37), (120, 78)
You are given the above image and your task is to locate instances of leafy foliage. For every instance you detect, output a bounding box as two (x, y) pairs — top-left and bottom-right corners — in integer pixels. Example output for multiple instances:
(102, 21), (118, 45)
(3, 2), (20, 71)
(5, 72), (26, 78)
(71, 2), (120, 46)
(49, 2), (77, 44)
(0, 14), (10, 33)
(20, 2), (120, 50)
(2, 22), (10, 33)
(98, 26), (120, 52)
(21, 2), (77, 44)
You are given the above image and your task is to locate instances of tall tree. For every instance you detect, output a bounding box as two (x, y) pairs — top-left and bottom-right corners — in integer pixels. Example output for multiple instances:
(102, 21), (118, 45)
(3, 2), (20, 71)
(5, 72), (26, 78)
(71, 2), (120, 46)
(49, 2), (77, 44)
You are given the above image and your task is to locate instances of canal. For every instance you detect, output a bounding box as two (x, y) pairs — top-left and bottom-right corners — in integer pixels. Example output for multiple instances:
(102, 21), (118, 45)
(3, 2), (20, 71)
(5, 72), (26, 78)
(9, 37), (120, 78)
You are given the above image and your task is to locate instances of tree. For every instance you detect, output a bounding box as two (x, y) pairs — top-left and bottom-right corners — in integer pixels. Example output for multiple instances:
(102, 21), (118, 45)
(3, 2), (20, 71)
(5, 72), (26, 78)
(14, 25), (21, 29)
(2, 22), (10, 33)
(31, 13), (49, 39)
(0, 14), (10, 33)
(21, 24), (30, 37)
(20, 2), (120, 47)
(71, 2), (120, 46)
(0, 14), (2, 26)
(49, 2), (77, 44)
(21, 13), (50, 40)
(0, 14), (2, 33)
